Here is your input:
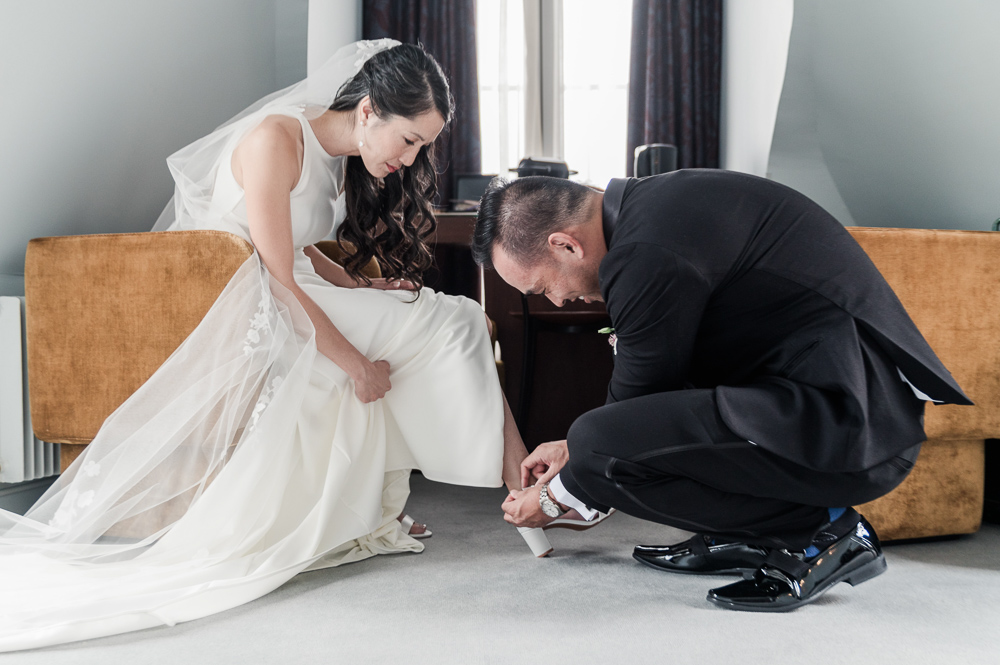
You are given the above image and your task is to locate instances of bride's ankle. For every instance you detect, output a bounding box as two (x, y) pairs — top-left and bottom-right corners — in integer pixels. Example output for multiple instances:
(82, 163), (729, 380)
(503, 478), (525, 493)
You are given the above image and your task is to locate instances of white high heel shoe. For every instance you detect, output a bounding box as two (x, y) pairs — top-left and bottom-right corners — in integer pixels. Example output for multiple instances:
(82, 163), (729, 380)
(399, 514), (432, 540)
(516, 509), (616, 557)
(518, 527), (554, 557)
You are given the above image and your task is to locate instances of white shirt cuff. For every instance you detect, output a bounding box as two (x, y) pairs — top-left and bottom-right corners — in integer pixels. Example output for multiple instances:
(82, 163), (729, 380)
(548, 474), (599, 521)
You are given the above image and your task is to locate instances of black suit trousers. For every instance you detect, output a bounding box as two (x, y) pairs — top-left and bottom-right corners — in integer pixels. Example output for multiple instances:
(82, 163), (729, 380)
(560, 385), (924, 550)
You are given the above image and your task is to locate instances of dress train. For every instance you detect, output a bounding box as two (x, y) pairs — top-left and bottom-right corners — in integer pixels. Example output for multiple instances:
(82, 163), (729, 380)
(0, 252), (504, 651)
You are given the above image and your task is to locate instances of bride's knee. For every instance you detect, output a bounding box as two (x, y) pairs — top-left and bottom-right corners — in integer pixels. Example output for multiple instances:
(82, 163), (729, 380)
(438, 298), (491, 342)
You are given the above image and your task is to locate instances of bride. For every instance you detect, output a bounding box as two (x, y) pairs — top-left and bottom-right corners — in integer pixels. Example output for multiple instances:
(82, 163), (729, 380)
(0, 39), (545, 652)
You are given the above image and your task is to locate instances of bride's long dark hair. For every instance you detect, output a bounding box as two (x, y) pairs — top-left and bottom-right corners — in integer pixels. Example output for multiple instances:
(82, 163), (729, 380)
(329, 43), (454, 292)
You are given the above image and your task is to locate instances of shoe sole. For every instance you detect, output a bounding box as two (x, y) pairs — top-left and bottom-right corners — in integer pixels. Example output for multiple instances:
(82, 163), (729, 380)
(706, 553), (888, 612)
(632, 552), (757, 576)
(544, 522), (603, 532)
(543, 509), (616, 532)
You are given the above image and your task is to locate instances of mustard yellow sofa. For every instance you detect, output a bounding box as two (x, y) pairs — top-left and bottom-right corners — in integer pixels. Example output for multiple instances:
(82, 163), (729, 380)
(23, 228), (998, 542)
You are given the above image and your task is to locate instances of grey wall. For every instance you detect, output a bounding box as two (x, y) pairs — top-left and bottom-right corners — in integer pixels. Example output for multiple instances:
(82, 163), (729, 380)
(308, 0), (362, 75)
(0, 0), (308, 296)
(719, 0), (793, 178)
(769, 0), (1000, 230)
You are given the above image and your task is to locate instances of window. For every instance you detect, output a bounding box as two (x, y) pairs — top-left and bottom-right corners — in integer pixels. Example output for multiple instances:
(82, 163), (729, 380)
(476, 0), (527, 182)
(477, 0), (633, 187)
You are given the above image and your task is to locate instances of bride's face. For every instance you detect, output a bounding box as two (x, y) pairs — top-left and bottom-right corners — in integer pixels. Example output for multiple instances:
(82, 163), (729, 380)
(357, 98), (446, 179)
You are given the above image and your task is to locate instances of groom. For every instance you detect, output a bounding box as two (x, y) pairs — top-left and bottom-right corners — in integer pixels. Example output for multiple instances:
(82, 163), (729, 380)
(471, 170), (970, 612)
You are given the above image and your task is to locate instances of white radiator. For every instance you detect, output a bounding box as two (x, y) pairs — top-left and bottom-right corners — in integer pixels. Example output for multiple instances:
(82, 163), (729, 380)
(0, 296), (59, 483)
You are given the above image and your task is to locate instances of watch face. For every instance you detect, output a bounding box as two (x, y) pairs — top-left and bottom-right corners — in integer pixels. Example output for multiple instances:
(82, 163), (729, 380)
(540, 486), (562, 518)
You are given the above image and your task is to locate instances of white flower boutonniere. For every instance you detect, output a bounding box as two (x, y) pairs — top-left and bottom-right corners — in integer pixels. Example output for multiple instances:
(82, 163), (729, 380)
(599, 327), (617, 355)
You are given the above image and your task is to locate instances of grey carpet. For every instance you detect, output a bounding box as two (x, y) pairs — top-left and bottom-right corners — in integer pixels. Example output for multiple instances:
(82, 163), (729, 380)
(12, 474), (1000, 664)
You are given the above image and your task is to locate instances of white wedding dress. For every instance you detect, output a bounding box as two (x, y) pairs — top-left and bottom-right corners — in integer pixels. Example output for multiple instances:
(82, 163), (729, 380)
(0, 51), (504, 651)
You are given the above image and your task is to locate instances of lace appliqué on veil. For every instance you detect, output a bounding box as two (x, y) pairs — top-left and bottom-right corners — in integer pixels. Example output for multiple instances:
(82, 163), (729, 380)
(243, 284), (274, 356)
(48, 465), (102, 531)
(248, 376), (284, 436)
(49, 488), (91, 531)
(353, 39), (398, 68)
(243, 277), (284, 436)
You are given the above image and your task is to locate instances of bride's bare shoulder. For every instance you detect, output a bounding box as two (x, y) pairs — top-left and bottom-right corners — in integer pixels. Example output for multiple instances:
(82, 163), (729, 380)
(232, 115), (304, 185)
(239, 115), (304, 157)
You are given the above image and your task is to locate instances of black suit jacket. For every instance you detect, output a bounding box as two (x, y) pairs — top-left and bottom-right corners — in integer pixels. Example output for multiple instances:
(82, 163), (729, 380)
(599, 170), (970, 473)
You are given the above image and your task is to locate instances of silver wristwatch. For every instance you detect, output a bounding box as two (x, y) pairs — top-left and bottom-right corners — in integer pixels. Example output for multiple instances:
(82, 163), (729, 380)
(539, 483), (566, 518)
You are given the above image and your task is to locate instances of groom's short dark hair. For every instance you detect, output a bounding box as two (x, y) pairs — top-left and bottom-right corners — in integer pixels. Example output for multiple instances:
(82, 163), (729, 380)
(472, 176), (593, 270)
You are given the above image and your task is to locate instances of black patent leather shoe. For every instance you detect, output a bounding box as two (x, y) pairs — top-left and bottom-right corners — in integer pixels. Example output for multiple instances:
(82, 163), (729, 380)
(706, 516), (886, 612)
(633, 535), (768, 576)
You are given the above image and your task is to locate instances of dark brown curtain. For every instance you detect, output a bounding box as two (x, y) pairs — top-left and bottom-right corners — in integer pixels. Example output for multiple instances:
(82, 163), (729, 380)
(626, 0), (723, 174)
(363, 0), (481, 207)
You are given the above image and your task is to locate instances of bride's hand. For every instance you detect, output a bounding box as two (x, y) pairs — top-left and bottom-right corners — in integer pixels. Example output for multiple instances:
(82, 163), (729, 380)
(353, 359), (392, 403)
(365, 277), (417, 291)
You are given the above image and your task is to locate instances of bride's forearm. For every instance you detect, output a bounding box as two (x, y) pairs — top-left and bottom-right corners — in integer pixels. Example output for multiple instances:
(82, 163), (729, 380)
(303, 245), (358, 288)
(281, 278), (369, 377)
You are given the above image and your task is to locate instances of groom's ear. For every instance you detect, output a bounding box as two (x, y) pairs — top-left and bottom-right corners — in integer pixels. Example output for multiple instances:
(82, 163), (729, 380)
(547, 232), (585, 261)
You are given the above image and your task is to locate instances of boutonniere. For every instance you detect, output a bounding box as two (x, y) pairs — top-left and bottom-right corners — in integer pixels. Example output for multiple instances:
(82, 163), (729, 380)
(599, 327), (617, 355)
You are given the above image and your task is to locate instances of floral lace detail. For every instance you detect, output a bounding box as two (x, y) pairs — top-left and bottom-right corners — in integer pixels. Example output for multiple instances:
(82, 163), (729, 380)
(48, 460), (101, 530)
(243, 287), (274, 356)
(49, 507), (73, 530)
(76, 490), (95, 509)
(353, 38), (398, 69)
(49, 487), (80, 530)
(248, 376), (284, 435)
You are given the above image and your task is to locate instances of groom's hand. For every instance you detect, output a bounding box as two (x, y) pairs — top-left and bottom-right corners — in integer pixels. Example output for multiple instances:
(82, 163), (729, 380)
(502, 486), (553, 528)
(520, 440), (570, 488)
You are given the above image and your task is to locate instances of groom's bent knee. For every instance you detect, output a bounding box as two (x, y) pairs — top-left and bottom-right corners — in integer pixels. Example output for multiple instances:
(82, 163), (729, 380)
(568, 407), (614, 462)
(565, 407), (620, 499)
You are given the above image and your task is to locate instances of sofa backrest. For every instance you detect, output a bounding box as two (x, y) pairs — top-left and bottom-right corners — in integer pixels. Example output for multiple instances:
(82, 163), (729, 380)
(25, 231), (253, 444)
